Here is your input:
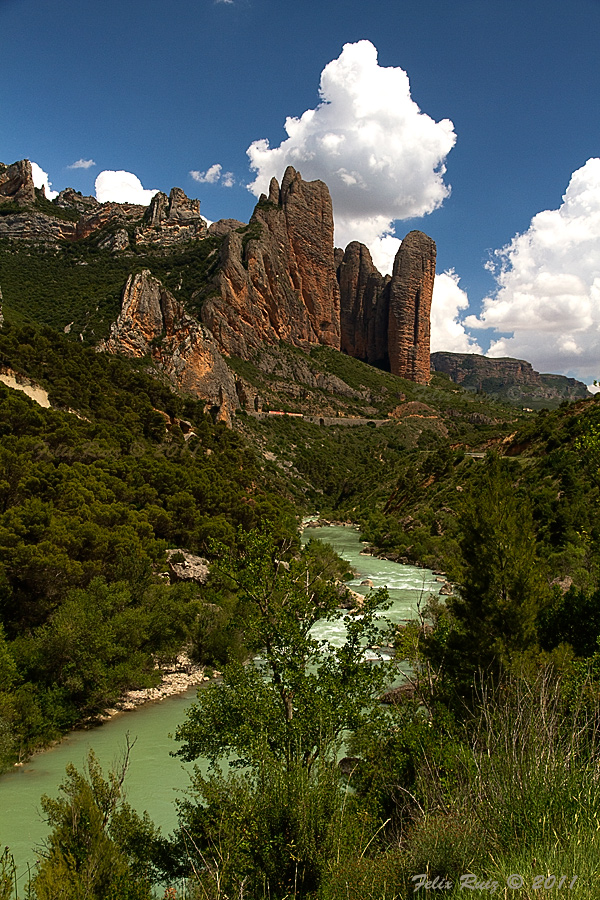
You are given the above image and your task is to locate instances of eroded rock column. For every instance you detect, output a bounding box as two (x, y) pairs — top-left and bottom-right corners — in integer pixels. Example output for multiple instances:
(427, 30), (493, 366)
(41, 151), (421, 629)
(387, 231), (436, 383)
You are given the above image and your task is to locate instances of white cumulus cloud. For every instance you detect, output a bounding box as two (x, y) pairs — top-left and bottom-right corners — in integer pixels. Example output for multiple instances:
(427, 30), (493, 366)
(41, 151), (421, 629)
(466, 158), (600, 383)
(95, 170), (160, 204)
(247, 40), (456, 267)
(191, 164), (222, 184)
(431, 271), (482, 354)
(68, 158), (96, 169)
(31, 161), (58, 199)
(190, 164), (235, 187)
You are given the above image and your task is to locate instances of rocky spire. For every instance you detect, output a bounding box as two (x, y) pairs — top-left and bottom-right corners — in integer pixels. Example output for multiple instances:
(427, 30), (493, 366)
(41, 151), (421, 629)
(387, 231), (436, 383)
(337, 231), (436, 382)
(200, 167), (341, 356)
(337, 241), (389, 365)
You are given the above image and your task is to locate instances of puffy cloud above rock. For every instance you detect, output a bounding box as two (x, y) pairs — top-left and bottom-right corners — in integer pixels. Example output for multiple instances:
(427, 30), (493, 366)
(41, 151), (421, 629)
(95, 170), (159, 204)
(190, 164), (234, 187)
(68, 158), (96, 169)
(431, 271), (482, 354)
(466, 158), (600, 381)
(247, 40), (456, 269)
(31, 161), (58, 199)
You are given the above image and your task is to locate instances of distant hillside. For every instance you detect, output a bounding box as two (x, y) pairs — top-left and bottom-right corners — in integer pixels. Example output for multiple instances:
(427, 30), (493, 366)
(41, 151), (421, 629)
(430, 351), (590, 409)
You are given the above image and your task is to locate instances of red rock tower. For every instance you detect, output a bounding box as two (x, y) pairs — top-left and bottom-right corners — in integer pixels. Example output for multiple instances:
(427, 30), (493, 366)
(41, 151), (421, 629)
(387, 231), (436, 384)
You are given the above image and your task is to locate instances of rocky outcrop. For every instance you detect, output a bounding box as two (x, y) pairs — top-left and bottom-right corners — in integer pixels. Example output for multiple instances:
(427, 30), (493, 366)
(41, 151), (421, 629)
(166, 549), (209, 584)
(337, 231), (436, 383)
(337, 241), (389, 366)
(208, 218), (246, 237)
(74, 201), (146, 241)
(55, 188), (100, 216)
(0, 209), (77, 244)
(0, 161), (206, 252)
(387, 231), (436, 383)
(0, 159), (36, 206)
(99, 270), (239, 423)
(97, 229), (130, 252)
(135, 188), (208, 249)
(200, 166), (341, 357)
(0, 159), (437, 387)
(430, 352), (591, 408)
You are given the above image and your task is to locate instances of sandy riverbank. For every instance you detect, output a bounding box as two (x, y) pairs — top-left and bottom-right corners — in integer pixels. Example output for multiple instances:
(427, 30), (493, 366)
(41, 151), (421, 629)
(101, 653), (221, 720)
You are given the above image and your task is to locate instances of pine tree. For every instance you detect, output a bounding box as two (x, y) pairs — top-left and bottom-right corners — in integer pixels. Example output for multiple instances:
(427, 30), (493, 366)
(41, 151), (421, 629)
(446, 454), (544, 680)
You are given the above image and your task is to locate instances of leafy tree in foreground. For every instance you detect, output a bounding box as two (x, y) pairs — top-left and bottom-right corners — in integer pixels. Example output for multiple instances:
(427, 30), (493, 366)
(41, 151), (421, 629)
(174, 528), (391, 772)
(168, 528), (393, 898)
(30, 739), (158, 900)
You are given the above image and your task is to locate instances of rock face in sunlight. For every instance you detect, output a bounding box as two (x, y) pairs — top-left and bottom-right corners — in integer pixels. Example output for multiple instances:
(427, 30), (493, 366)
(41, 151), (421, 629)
(99, 270), (238, 424)
(0, 159), (36, 206)
(337, 231), (436, 384)
(0, 158), (437, 387)
(430, 351), (591, 406)
(135, 187), (208, 249)
(387, 231), (436, 383)
(200, 166), (341, 357)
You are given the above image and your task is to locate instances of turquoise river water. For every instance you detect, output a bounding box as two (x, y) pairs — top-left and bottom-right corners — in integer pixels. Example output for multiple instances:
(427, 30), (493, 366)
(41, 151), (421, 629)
(0, 525), (440, 886)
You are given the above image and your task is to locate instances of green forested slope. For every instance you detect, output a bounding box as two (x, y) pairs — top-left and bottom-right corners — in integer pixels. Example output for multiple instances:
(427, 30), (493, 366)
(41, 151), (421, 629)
(360, 395), (600, 587)
(0, 318), (295, 765)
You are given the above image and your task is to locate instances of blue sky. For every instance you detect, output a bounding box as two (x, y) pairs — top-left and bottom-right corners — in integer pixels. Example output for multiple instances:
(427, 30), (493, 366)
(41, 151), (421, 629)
(2, 0), (600, 384)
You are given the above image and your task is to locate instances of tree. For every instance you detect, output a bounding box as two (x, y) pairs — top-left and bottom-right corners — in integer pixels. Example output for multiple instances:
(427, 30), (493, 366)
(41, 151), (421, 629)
(31, 739), (158, 900)
(168, 527), (393, 898)
(445, 454), (546, 682)
(174, 527), (392, 773)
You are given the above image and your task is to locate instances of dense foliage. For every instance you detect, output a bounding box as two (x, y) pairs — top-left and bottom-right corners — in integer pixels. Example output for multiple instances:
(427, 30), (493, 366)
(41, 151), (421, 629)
(0, 320), (294, 765)
(0, 232), (223, 339)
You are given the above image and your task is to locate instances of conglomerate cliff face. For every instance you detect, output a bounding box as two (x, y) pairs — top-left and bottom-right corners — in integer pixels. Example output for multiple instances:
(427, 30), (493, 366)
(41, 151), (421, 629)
(199, 166), (341, 357)
(0, 159), (36, 205)
(337, 241), (389, 366)
(0, 159), (206, 252)
(387, 231), (436, 383)
(0, 158), (438, 389)
(336, 231), (436, 384)
(99, 270), (239, 423)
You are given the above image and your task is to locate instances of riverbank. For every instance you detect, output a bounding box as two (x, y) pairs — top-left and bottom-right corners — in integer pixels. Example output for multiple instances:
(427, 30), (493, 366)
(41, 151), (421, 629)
(2, 524), (439, 877)
(8, 654), (220, 771)
(100, 653), (221, 720)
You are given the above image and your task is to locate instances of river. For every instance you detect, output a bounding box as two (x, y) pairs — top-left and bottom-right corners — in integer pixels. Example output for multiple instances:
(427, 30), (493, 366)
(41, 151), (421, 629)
(0, 525), (440, 886)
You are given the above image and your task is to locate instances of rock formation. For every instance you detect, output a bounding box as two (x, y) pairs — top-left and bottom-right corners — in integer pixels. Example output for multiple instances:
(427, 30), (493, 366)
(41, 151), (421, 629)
(0, 207), (77, 244)
(0, 160), (79, 243)
(0, 158), (438, 388)
(430, 351), (591, 407)
(199, 166), (341, 357)
(387, 231), (436, 383)
(208, 218), (246, 237)
(99, 270), (239, 423)
(337, 241), (389, 366)
(135, 187), (208, 249)
(0, 160), (206, 252)
(337, 230), (436, 384)
(0, 159), (36, 206)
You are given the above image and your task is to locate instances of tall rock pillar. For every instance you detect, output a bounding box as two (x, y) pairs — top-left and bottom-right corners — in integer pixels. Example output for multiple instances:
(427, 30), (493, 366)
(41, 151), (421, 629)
(387, 231), (436, 383)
